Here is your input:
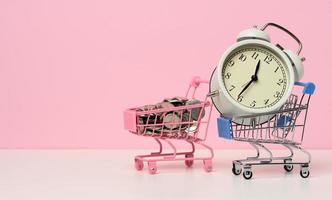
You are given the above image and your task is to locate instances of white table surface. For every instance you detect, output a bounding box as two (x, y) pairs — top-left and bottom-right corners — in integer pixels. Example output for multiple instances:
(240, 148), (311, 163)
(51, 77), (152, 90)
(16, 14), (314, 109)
(0, 149), (330, 200)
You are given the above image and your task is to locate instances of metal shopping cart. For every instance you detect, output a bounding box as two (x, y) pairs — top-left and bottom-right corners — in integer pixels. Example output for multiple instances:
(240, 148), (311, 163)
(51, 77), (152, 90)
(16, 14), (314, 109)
(217, 82), (315, 179)
(123, 77), (214, 174)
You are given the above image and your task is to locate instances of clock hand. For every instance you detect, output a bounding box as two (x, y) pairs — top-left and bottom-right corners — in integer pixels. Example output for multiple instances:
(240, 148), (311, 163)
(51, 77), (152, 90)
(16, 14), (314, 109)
(238, 60), (260, 97)
(238, 78), (254, 97)
(240, 60), (261, 88)
(241, 80), (251, 87)
(254, 60), (261, 77)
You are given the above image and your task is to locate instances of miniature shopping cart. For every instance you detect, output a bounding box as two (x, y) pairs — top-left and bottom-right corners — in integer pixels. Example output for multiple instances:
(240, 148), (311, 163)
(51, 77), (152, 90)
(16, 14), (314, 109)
(123, 77), (214, 174)
(217, 82), (315, 179)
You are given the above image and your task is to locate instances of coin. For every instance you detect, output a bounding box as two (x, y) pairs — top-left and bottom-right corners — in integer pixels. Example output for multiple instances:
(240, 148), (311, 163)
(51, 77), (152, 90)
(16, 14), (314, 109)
(163, 112), (181, 130)
(186, 99), (205, 121)
(156, 101), (174, 110)
(141, 104), (157, 111)
(137, 118), (146, 134)
(185, 123), (198, 134)
(163, 97), (188, 107)
(146, 126), (162, 134)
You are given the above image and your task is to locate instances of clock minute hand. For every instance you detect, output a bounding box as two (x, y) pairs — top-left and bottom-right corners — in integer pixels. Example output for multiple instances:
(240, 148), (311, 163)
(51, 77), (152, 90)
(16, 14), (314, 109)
(238, 60), (260, 97)
(238, 79), (254, 97)
(237, 60), (261, 98)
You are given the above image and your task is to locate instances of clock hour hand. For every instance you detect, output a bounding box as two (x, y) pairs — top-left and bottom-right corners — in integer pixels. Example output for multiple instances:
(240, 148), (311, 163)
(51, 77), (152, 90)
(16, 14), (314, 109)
(254, 60), (260, 77)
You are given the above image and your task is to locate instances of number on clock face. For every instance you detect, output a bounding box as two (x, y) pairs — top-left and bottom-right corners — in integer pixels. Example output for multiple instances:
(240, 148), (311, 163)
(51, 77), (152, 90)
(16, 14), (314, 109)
(222, 46), (289, 109)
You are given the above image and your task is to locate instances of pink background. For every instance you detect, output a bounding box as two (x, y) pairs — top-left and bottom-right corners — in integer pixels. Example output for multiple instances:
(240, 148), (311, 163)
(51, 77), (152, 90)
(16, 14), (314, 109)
(0, 0), (331, 149)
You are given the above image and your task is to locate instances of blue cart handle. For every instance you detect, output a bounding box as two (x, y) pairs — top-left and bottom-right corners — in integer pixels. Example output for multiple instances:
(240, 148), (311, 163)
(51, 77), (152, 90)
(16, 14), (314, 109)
(294, 82), (316, 95)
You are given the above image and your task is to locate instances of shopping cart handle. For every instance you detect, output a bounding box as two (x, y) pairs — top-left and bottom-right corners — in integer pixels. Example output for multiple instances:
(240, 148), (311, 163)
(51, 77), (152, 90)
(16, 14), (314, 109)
(295, 82), (316, 95)
(190, 76), (209, 88)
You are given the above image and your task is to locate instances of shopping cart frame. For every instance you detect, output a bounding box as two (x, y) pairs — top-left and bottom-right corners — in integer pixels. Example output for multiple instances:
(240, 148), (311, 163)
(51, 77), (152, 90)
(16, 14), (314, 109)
(217, 81), (315, 179)
(124, 77), (214, 174)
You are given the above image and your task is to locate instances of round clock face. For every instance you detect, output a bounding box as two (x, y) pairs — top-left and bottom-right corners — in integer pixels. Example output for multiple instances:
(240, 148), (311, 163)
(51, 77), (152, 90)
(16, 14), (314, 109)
(222, 45), (290, 109)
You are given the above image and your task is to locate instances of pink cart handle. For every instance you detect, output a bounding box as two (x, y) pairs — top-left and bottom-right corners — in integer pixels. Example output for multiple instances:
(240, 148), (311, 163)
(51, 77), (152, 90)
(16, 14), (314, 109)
(190, 76), (209, 88)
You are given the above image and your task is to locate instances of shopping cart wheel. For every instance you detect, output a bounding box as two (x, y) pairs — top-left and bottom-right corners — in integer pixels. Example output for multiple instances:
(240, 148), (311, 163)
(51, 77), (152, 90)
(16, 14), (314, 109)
(243, 170), (253, 180)
(300, 166), (310, 178)
(134, 158), (144, 171)
(148, 161), (157, 174)
(283, 159), (293, 172)
(185, 153), (194, 167)
(203, 159), (212, 172)
(232, 163), (242, 175)
(283, 164), (294, 172)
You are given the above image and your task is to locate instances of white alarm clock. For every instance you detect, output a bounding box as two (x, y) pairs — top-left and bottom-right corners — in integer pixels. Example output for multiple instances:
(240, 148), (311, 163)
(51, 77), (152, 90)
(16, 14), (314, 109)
(210, 23), (305, 124)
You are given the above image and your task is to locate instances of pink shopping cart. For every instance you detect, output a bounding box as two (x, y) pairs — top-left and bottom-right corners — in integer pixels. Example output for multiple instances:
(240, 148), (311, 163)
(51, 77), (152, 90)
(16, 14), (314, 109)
(123, 77), (214, 174)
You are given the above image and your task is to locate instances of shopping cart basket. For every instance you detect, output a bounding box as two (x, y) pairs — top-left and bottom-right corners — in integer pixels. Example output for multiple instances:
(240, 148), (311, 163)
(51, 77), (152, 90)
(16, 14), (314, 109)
(124, 77), (214, 174)
(217, 81), (315, 179)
